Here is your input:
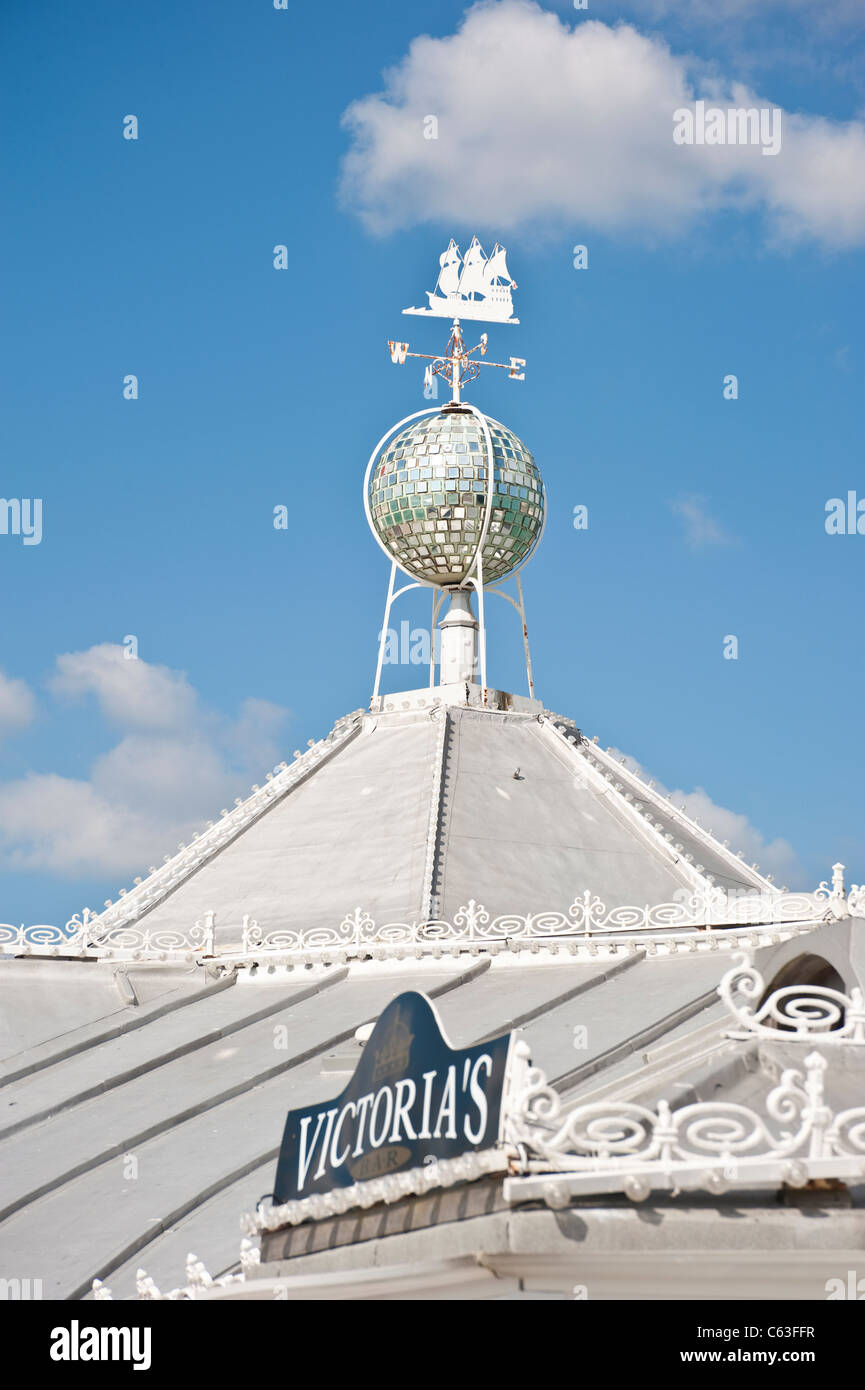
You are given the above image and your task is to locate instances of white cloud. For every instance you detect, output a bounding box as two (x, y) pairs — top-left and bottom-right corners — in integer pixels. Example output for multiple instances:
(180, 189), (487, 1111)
(49, 643), (197, 730)
(610, 749), (803, 886)
(340, 1), (865, 247)
(669, 495), (735, 549)
(668, 786), (801, 886)
(0, 670), (35, 734)
(0, 647), (290, 881)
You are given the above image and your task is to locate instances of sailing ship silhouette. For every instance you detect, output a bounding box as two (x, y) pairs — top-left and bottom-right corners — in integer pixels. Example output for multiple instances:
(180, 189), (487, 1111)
(403, 237), (519, 324)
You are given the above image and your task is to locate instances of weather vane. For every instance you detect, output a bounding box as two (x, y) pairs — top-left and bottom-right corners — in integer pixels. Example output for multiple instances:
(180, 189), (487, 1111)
(387, 236), (526, 405)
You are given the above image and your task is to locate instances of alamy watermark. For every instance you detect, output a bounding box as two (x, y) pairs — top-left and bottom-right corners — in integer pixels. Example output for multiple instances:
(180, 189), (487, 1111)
(0, 498), (42, 545)
(826, 492), (865, 535)
(825, 1271), (865, 1299)
(673, 101), (782, 157)
(50, 1321), (151, 1370)
(379, 622), (440, 666)
(0, 1277), (42, 1299)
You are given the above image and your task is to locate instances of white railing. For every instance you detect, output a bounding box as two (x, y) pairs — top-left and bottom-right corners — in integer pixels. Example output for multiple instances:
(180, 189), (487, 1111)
(2, 880), (846, 965)
(503, 1045), (865, 1204)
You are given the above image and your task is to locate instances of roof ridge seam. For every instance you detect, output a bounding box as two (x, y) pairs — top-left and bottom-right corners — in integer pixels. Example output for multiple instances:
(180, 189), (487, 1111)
(587, 740), (775, 893)
(421, 708), (452, 922)
(536, 720), (703, 890)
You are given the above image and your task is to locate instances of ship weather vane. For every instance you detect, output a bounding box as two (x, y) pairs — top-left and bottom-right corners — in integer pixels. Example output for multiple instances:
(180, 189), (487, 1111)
(387, 237), (526, 406)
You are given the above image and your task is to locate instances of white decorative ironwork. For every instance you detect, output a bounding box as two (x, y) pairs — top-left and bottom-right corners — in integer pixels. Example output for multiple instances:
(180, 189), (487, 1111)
(3, 888), (832, 966)
(243, 1148), (509, 1237)
(93, 1236), (258, 1301)
(229, 888), (826, 953)
(719, 951), (865, 1045)
(239, 1236), (261, 1274)
(816, 862), (865, 920)
(128, 1257), (245, 1302)
(0, 913), (217, 961)
(503, 1046), (865, 1203)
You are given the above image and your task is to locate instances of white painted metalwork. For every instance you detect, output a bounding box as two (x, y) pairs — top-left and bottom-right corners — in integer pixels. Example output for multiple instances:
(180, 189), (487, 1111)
(503, 1045), (865, 1203)
(719, 950), (865, 1044)
(192, 914), (814, 968)
(402, 238), (520, 324)
(93, 1237), (260, 1300)
(371, 564), (433, 704)
(244, 1149), (509, 1236)
(387, 319), (523, 405)
(4, 888), (830, 967)
(816, 861), (865, 919)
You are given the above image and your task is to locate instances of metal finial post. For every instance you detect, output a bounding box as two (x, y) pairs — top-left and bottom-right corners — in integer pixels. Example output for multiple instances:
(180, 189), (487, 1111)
(388, 316), (524, 406)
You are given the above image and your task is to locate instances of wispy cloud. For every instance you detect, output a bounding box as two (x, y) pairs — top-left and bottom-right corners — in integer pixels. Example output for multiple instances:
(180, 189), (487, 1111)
(609, 748), (804, 887)
(340, 1), (865, 247)
(0, 670), (36, 736)
(49, 643), (197, 730)
(0, 646), (291, 881)
(670, 494), (735, 550)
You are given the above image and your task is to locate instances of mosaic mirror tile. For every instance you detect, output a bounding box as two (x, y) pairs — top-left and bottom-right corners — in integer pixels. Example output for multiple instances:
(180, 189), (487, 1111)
(368, 409), (545, 585)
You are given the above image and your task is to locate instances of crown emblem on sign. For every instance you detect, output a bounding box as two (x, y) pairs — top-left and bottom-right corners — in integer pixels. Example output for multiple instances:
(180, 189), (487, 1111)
(371, 1004), (415, 1085)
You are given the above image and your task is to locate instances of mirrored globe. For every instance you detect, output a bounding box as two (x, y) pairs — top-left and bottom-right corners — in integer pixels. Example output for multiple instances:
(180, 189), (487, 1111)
(367, 409), (545, 586)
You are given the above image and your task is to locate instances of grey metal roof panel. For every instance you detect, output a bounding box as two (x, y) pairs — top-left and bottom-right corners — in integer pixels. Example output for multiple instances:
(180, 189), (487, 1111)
(79, 701), (779, 951)
(100, 1162), (272, 1300)
(0, 972), (343, 1139)
(133, 713), (439, 942)
(437, 714), (691, 915)
(0, 958), (212, 1069)
(0, 959), (476, 1297)
(0, 960), (222, 1084)
(520, 953), (730, 1086)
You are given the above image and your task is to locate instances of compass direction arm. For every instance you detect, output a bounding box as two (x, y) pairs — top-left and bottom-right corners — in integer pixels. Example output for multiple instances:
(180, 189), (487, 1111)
(387, 311), (525, 404)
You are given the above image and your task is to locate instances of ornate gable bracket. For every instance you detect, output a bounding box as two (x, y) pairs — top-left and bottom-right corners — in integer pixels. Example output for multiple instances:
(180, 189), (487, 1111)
(719, 950), (865, 1045)
(503, 1046), (865, 1204)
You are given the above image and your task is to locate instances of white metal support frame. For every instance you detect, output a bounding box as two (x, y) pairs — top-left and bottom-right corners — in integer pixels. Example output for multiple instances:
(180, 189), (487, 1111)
(429, 589), (446, 688)
(485, 571), (536, 700)
(371, 563), (431, 704)
(364, 407), (441, 705)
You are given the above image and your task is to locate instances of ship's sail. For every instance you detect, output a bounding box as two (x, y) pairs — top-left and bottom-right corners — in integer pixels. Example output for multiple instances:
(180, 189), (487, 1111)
(403, 235), (519, 321)
(457, 237), (488, 299)
(436, 240), (462, 297)
(484, 244), (513, 287)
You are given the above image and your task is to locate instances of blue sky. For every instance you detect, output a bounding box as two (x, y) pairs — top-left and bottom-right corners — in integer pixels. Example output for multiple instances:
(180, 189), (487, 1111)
(0, 0), (863, 924)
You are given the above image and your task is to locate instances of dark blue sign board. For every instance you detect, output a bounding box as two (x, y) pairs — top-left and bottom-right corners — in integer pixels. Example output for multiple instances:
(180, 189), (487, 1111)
(274, 991), (512, 1203)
